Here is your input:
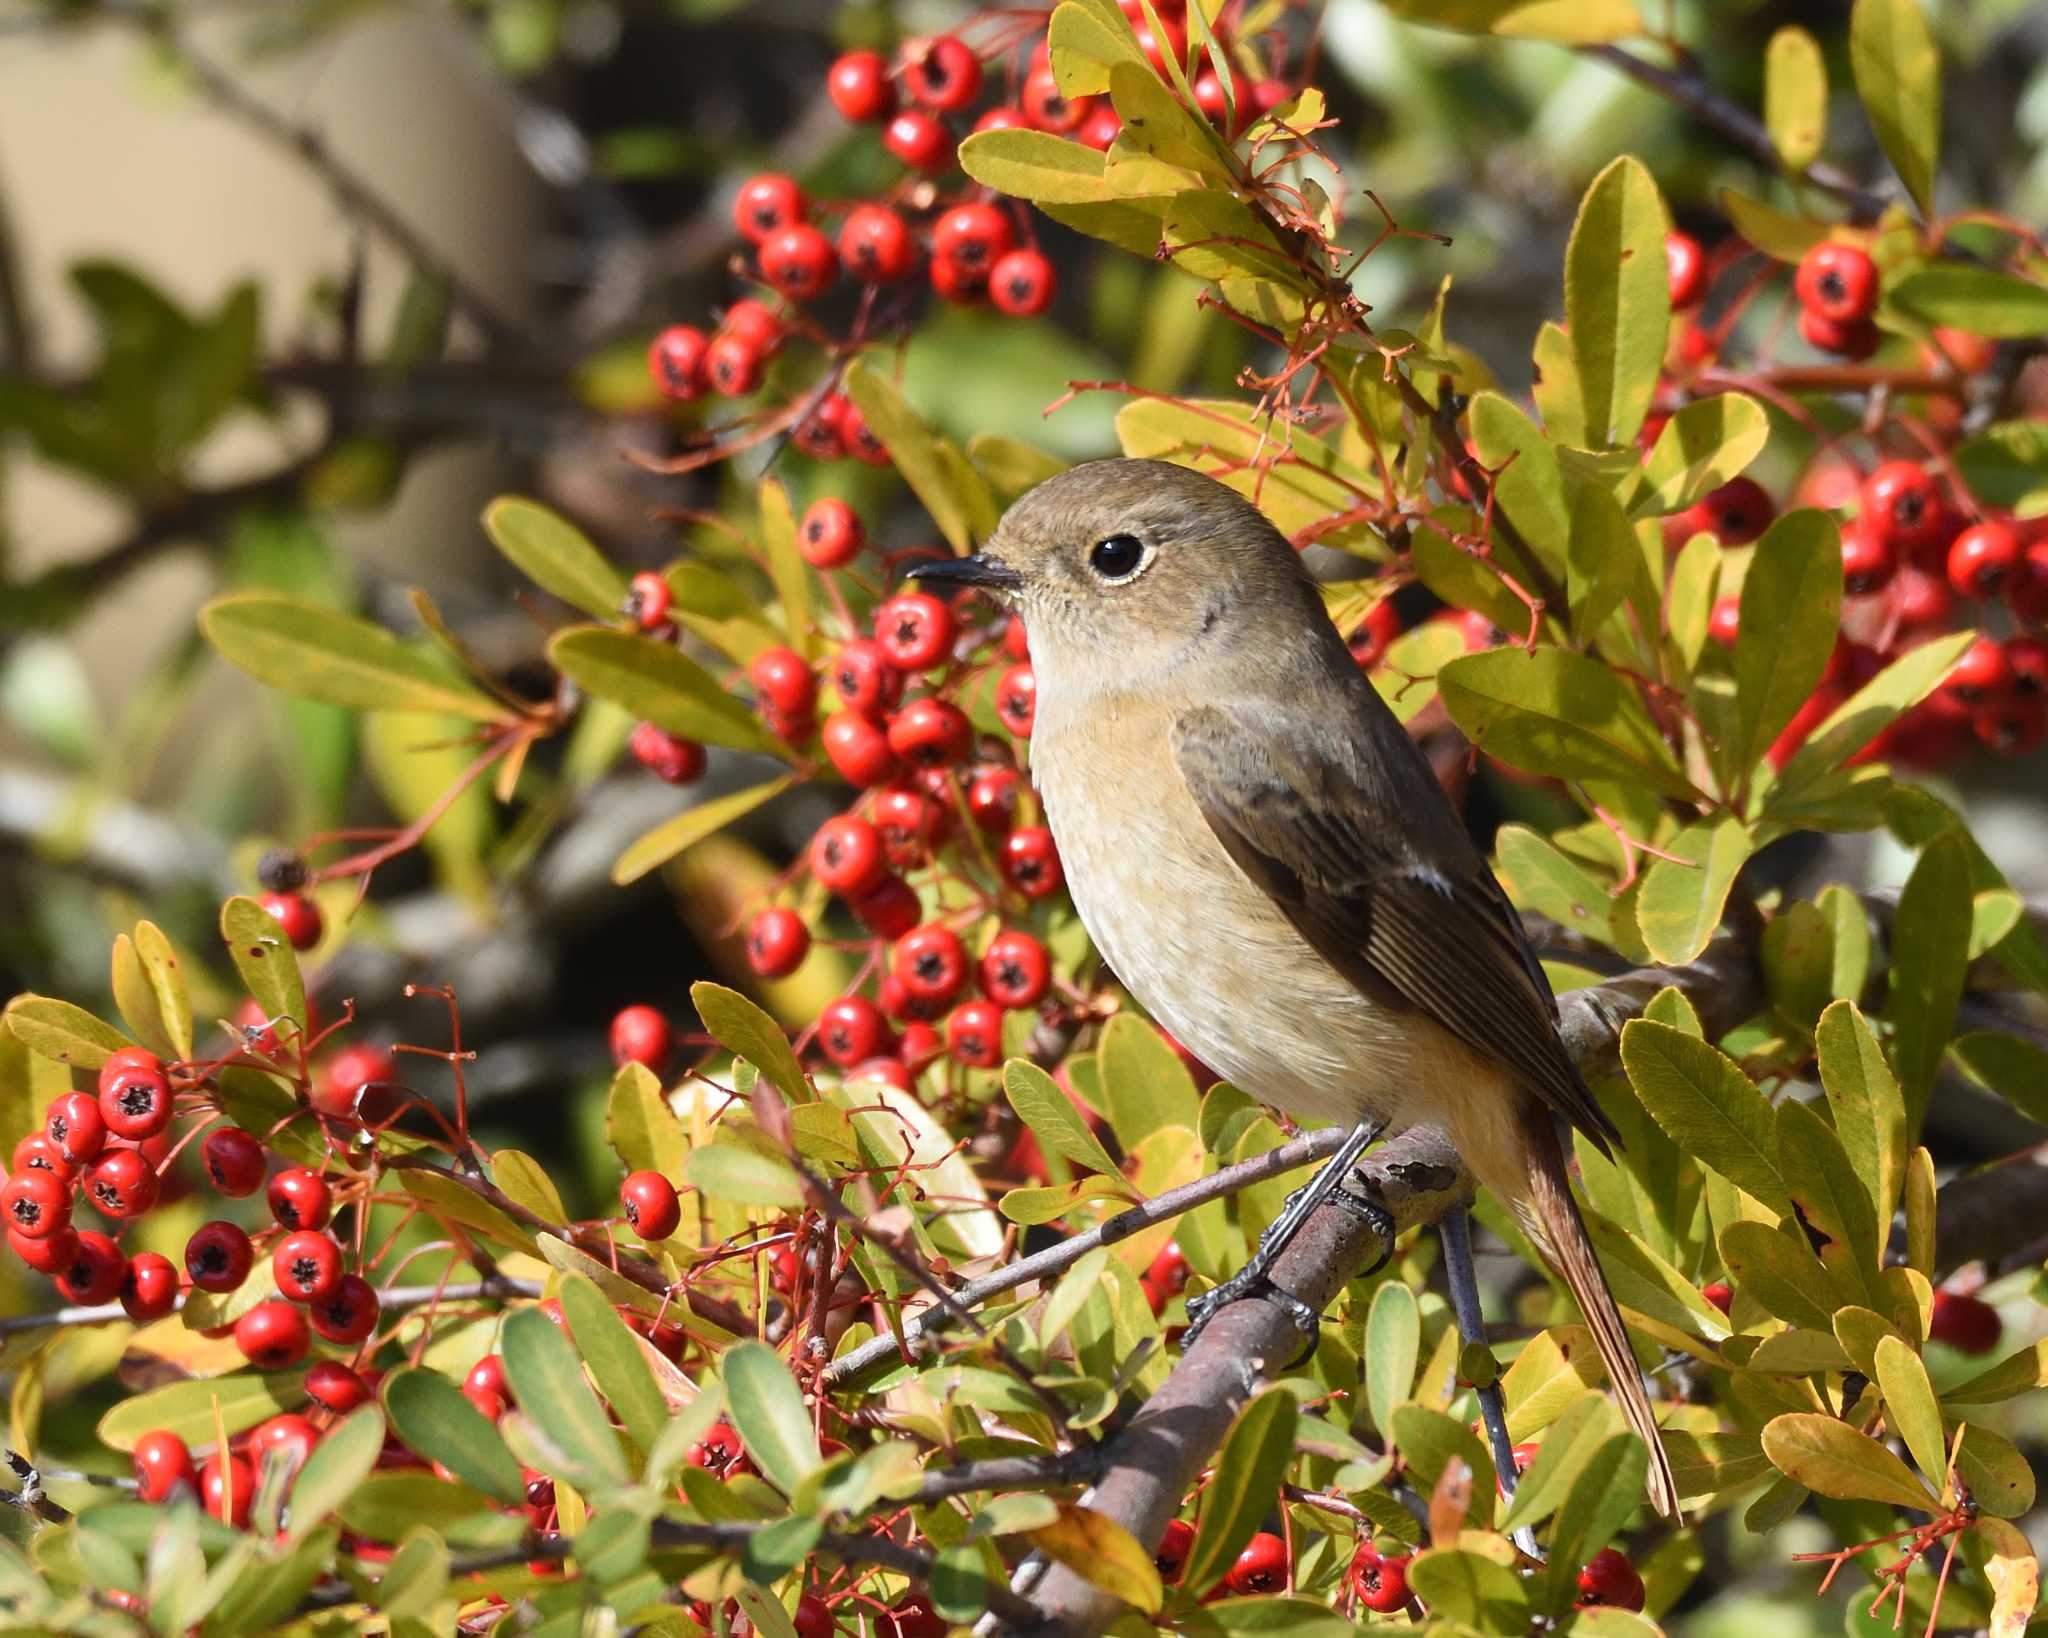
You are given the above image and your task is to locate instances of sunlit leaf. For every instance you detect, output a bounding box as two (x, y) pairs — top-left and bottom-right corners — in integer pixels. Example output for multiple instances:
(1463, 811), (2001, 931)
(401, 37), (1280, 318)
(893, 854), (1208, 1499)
(482, 497), (628, 621)
(1565, 156), (1670, 448)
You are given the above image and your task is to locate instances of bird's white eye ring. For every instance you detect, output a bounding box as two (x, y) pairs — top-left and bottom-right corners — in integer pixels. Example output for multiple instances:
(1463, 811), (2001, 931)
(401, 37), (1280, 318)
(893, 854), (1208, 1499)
(1088, 534), (1149, 581)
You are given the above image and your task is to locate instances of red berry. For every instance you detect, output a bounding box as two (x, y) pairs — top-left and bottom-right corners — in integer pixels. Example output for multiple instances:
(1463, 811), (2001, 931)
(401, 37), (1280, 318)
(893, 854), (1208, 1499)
(12, 1134), (72, 1184)
(1146, 1240), (1190, 1299)
(201, 1452), (255, 1527)
(818, 997), (890, 1067)
(1349, 601), (1402, 669)
(810, 815), (889, 896)
(873, 785), (951, 865)
(799, 498), (865, 569)
(1076, 103), (1123, 150)
(1795, 242), (1880, 324)
(1946, 635), (2013, 706)
(2006, 635), (2048, 695)
(793, 394), (849, 460)
(1889, 565), (1955, 630)
(988, 248), (1056, 317)
(976, 105), (1029, 134)
(933, 203), (1015, 273)
(273, 1230), (343, 1303)
(1948, 521), (2021, 599)
(315, 1041), (399, 1120)
(840, 398), (891, 466)
(750, 647), (818, 720)
(966, 765), (1020, 832)
(86, 1148), (158, 1219)
(1841, 521), (1896, 595)
(2, 1170), (69, 1240)
(874, 592), (957, 670)
(745, 909), (811, 979)
(894, 924), (969, 1007)
(849, 873), (922, 939)
(466, 1353), (510, 1400)
(620, 1170), (682, 1241)
(1798, 307), (1880, 360)
(98, 1065), (171, 1145)
(879, 1595), (944, 1638)
(1576, 1548), (1646, 1612)
(979, 929), (1050, 1009)
(629, 721), (708, 785)
(828, 50), (896, 122)
(902, 36), (982, 111)
(185, 1220), (253, 1293)
(260, 890), (323, 952)
(992, 664), (1037, 736)
(838, 203), (917, 285)
(884, 111), (952, 172)
(56, 1230), (126, 1304)
(202, 1127), (266, 1197)
(236, 1299), (311, 1369)
(133, 1430), (195, 1503)
(305, 1360), (373, 1413)
(268, 1168), (332, 1233)
(820, 711), (899, 788)
(1706, 596), (1740, 648)
(999, 826), (1063, 899)
(626, 570), (673, 631)
(830, 639), (903, 718)
(720, 298), (783, 353)
(1350, 1543), (1411, 1612)
(1682, 476), (1774, 546)
(1022, 67), (1091, 133)
(758, 224), (838, 303)
(1192, 66), (1250, 132)
(1665, 231), (1708, 309)
(1974, 696), (2047, 756)
(887, 698), (973, 769)
(733, 173), (806, 246)
(610, 1004), (673, 1073)
(1702, 1280), (1733, 1315)
(9, 1224), (77, 1275)
(310, 1274), (380, 1344)
(794, 1595), (835, 1638)
(44, 1097), (106, 1173)
(1225, 1530), (1289, 1595)
(946, 999), (1005, 1069)
(2012, 540), (2048, 626)
(1155, 1518), (1196, 1582)
(249, 1412), (321, 1473)
(1861, 462), (1945, 554)
(648, 325), (709, 402)
(705, 332), (764, 398)
(687, 1418), (747, 1474)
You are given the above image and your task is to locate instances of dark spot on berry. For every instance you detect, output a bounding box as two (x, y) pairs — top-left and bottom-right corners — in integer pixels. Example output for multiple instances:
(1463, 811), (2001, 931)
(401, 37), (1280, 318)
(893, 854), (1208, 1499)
(290, 1257), (320, 1291)
(197, 1246), (228, 1275)
(11, 1199), (39, 1226)
(118, 1085), (153, 1117)
(92, 1181), (118, 1210)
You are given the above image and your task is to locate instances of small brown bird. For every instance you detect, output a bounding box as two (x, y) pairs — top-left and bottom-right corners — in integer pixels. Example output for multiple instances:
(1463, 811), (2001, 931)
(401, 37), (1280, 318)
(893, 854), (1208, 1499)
(914, 457), (1679, 1520)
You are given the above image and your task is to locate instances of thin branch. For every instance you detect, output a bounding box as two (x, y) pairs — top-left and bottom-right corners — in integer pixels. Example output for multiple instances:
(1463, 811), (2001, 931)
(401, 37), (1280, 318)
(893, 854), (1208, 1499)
(1583, 44), (1893, 219)
(0, 1276), (543, 1339)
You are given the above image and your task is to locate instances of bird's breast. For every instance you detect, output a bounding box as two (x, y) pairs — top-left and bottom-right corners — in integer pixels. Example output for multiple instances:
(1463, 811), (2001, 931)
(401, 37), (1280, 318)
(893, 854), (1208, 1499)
(1030, 695), (1441, 1133)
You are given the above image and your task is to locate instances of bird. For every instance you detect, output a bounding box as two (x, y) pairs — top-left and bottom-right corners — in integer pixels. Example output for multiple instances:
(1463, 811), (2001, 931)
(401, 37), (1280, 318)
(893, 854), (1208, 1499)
(911, 456), (1680, 1522)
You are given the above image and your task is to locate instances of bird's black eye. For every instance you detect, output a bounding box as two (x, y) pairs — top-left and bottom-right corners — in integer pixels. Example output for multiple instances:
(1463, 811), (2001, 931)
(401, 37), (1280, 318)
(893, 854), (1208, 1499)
(1088, 534), (1146, 580)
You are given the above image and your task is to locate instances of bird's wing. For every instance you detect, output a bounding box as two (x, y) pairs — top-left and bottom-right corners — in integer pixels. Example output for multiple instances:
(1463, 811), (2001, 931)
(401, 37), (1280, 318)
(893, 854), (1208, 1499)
(1172, 703), (1619, 1153)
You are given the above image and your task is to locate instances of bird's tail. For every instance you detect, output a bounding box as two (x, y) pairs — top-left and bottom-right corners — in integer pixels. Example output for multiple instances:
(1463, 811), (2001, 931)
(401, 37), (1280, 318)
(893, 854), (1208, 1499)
(1510, 1111), (1681, 1522)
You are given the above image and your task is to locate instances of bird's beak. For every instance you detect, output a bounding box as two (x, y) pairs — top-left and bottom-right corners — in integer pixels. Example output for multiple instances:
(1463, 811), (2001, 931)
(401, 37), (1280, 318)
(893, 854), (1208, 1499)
(908, 553), (1023, 593)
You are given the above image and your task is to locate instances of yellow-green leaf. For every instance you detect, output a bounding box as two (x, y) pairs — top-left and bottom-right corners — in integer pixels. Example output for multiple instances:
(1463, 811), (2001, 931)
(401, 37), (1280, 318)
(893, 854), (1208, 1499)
(1764, 27), (1829, 171)
(219, 895), (306, 1039)
(1760, 1412), (1936, 1509)
(1635, 816), (1753, 965)
(693, 981), (810, 1105)
(1003, 1058), (1121, 1178)
(1621, 1021), (1791, 1214)
(482, 496), (628, 622)
(1183, 1391), (1298, 1593)
(1849, 0), (1941, 216)
(1565, 156), (1670, 448)
(1027, 1503), (1163, 1614)
(611, 774), (797, 886)
(547, 627), (784, 757)
(1734, 509), (1843, 778)
(1873, 1335), (1947, 1496)
(3, 994), (133, 1069)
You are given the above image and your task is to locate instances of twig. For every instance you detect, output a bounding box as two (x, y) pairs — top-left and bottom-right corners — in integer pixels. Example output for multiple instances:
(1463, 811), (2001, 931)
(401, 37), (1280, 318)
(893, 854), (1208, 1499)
(0, 1451), (70, 1525)
(1582, 44), (1892, 219)
(0, 1276), (543, 1339)
(913, 1449), (1103, 1504)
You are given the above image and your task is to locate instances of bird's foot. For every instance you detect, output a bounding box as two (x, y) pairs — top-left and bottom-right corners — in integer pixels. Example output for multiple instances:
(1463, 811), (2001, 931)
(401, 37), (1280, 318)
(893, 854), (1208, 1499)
(1329, 1181), (1398, 1276)
(1182, 1265), (1319, 1348)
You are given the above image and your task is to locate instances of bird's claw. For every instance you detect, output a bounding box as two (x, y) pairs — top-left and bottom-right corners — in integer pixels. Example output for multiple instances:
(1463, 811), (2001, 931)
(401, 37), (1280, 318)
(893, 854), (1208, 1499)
(1182, 1267), (1319, 1349)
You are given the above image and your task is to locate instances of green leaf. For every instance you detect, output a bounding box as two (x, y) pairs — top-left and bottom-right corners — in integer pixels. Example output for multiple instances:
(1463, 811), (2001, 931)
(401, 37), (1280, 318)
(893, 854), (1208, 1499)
(1531, 320), (1589, 448)
(560, 1274), (670, 1458)
(339, 1474), (525, 1549)
(1760, 1412), (1937, 1509)
(723, 1340), (821, 1495)
(2, 993), (132, 1070)
(1438, 647), (1698, 799)
(1364, 1282), (1421, 1436)
(1761, 900), (1834, 1033)
(685, 1143), (806, 1208)
(373, 1528), (451, 1617)
(220, 895), (307, 1041)
(1665, 531), (1719, 675)
(548, 627), (783, 757)
(133, 921), (193, 1059)
(1955, 1424), (2035, 1518)
(1849, 0), (1942, 216)
(1565, 156), (1670, 448)
(1621, 1020), (1791, 1215)
(1633, 394), (1771, 518)
(959, 127), (1116, 203)
(501, 1306), (629, 1488)
(842, 364), (999, 553)
(1095, 1015), (1200, 1154)
(1496, 824), (1613, 944)
(1002, 1175), (1134, 1225)
(200, 593), (506, 721)
(1889, 831), (1972, 1130)
(1566, 475), (1637, 645)
(1891, 266), (2048, 339)
(1953, 420), (2048, 518)
(490, 1148), (567, 1228)
(1580, 1214), (1734, 1341)
(1719, 1220), (1843, 1331)
(1027, 1503), (1163, 1614)
(1468, 392), (1569, 569)
(1771, 629), (1973, 795)
(758, 480), (816, 662)
(1183, 1390), (1298, 1593)
(1500, 1393), (1612, 1529)
(1718, 188), (1830, 263)
(1773, 1099), (1882, 1296)
(381, 1368), (526, 1504)
(1541, 1433), (1649, 1607)
(693, 981), (811, 1105)
(1952, 1031), (2048, 1126)
(110, 934), (175, 1059)
(1390, 1403), (1497, 1524)
(1406, 1544), (1528, 1628)
(97, 1373), (303, 1453)
(611, 774), (796, 886)
(1946, 1339), (2048, 1406)
(1003, 1058), (1122, 1177)
(1873, 1334), (1948, 1496)
(482, 497), (627, 622)
(1764, 27), (1829, 171)
(1376, 0), (1640, 45)
(607, 1060), (687, 1180)
(1733, 509), (1843, 778)
(1635, 816), (1753, 965)
(283, 1406), (385, 1542)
